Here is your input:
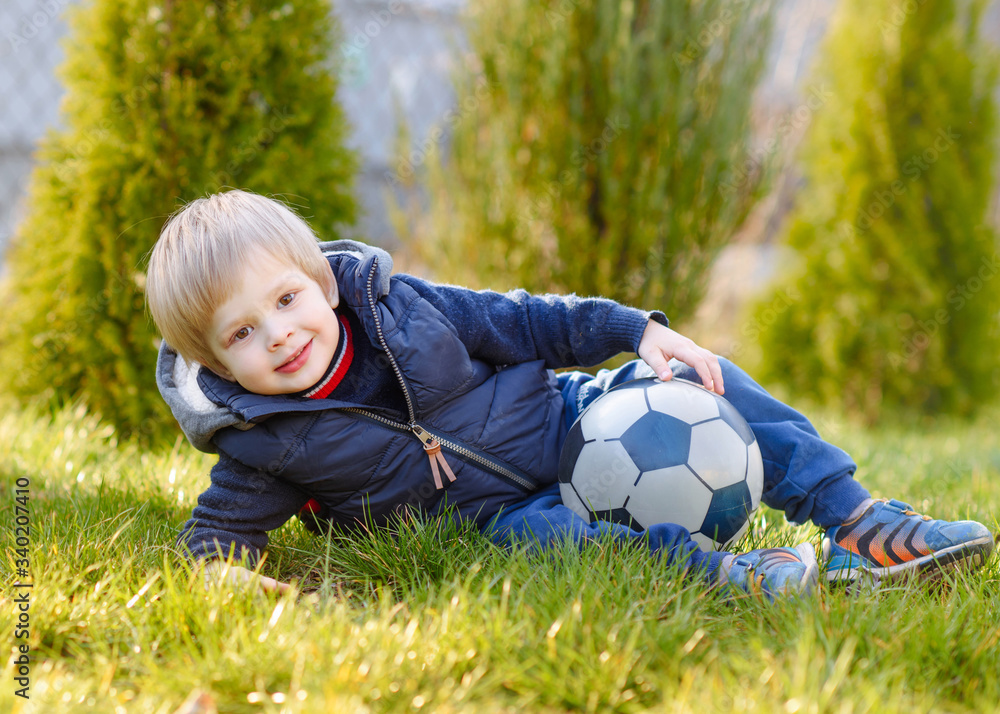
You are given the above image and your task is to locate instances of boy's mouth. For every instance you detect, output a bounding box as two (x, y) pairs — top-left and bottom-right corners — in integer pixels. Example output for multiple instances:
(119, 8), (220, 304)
(275, 339), (312, 373)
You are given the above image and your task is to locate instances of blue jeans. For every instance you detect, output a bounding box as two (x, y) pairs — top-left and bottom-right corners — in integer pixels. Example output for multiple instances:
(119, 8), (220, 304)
(481, 358), (869, 579)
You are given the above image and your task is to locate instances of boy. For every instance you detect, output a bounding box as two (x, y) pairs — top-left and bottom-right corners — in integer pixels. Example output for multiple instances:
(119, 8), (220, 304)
(148, 190), (994, 599)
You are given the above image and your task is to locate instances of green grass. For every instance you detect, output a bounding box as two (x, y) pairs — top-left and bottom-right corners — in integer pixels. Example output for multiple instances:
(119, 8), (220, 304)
(1, 398), (999, 713)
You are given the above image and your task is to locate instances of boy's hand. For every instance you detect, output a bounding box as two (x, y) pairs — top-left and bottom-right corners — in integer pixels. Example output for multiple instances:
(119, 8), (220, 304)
(203, 560), (292, 594)
(637, 320), (725, 395)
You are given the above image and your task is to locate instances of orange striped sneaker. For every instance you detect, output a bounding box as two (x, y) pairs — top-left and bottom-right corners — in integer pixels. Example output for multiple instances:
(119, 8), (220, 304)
(822, 499), (994, 584)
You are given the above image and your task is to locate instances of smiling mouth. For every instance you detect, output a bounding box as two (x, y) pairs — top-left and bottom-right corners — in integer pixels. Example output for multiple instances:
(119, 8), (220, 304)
(275, 339), (313, 373)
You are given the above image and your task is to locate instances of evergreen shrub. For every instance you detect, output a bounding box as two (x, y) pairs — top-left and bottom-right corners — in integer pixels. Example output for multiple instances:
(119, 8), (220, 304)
(750, 0), (1000, 422)
(0, 0), (357, 442)
(390, 0), (776, 320)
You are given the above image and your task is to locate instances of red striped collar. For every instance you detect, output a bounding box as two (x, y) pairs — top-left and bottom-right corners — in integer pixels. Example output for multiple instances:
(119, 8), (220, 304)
(304, 314), (353, 399)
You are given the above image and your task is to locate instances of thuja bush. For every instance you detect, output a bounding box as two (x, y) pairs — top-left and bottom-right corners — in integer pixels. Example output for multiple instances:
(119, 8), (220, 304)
(0, 0), (357, 442)
(391, 0), (776, 318)
(750, 0), (1000, 422)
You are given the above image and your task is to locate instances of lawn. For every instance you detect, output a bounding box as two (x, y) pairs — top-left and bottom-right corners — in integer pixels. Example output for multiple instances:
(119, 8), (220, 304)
(1, 397), (998, 713)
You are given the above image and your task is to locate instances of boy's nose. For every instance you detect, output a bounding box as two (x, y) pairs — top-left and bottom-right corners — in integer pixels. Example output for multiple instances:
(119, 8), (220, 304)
(267, 320), (294, 350)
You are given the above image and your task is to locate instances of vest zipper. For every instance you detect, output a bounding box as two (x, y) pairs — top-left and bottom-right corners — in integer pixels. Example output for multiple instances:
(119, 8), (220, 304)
(364, 259), (418, 424)
(349, 258), (538, 493)
(414, 423), (537, 491)
(342, 407), (538, 492)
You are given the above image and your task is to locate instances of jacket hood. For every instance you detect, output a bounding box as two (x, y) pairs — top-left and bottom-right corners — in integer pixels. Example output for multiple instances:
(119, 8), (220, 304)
(155, 239), (393, 453)
(317, 238), (393, 297)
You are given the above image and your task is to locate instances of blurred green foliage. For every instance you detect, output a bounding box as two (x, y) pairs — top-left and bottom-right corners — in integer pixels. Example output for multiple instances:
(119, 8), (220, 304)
(0, 0), (357, 443)
(391, 0), (776, 319)
(751, 0), (1000, 423)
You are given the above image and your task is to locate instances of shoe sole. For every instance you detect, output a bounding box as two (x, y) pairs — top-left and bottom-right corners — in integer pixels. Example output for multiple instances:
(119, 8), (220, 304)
(824, 535), (994, 583)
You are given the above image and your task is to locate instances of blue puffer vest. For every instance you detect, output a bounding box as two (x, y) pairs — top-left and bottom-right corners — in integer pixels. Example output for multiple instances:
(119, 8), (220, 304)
(197, 248), (564, 529)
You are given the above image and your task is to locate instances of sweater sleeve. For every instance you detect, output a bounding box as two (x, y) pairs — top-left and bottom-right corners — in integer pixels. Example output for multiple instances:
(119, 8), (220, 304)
(176, 451), (310, 566)
(394, 274), (668, 369)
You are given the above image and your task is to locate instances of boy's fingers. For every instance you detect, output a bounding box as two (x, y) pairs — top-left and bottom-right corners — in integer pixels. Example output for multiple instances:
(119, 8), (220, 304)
(670, 346), (707, 388)
(697, 364), (715, 393)
(257, 574), (293, 593)
(707, 353), (725, 395)
(639, 347), (672, 381)
(642, 340), (723, 393)
(689, 350), (723, 395)
(205, 563), (293, 594)
(653, 355), (673, 381)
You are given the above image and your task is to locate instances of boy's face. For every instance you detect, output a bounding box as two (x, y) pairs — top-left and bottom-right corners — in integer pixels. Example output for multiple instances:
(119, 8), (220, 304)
(207, 251), (341, 395)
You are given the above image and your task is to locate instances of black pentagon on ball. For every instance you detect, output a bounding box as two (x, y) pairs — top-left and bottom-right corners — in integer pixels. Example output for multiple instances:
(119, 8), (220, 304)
(590, 507), (636, 527)
(618, 410), (692, 472)
(558, 421), (588, 484)
(715, 397), (756, 446)
(698, 481), (753, 545)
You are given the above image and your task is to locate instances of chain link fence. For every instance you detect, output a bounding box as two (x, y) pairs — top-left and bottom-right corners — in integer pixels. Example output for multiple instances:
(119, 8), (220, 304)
(0, 0), (69, 267)
(5, 1), (992, 269)
(0, 0), (467, 264)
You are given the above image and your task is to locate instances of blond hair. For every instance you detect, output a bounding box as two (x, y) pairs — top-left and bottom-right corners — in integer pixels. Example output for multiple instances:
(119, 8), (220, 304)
(146, 190), (334, 371)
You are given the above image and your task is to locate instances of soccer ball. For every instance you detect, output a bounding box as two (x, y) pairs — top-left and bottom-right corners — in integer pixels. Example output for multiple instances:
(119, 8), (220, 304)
(558, 377), (764, 552)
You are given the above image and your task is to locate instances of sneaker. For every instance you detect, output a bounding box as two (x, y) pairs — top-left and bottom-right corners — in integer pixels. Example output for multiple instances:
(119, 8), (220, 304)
(721, 543), (819, 599)
(822, 498), (994, 584)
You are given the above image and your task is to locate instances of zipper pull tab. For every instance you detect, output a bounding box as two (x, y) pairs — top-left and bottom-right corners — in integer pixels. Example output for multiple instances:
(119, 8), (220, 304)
(412, 425), (457, 489)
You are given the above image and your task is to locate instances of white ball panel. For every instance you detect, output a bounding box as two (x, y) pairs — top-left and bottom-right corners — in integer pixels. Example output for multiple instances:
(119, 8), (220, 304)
(646, 380), (719, 424)
(569, 440), (640, 512)
(579, 388), (649, 440)
(558, 481), (590, 520)
(746, 440), (764, 510)
(628, 465), (713, 532)
(687, 420), (750, 489)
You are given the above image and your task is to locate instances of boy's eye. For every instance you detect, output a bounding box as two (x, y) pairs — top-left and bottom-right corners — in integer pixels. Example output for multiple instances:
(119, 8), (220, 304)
(233, 326), (252, 342)
(278, 292), (295, 307)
